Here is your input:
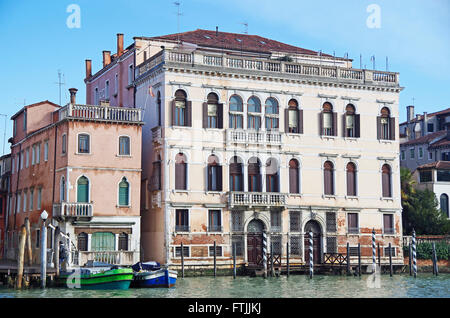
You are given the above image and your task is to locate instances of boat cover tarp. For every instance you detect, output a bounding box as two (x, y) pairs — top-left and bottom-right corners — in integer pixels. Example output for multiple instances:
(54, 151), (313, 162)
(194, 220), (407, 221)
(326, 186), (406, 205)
(132, 261), (161, 272)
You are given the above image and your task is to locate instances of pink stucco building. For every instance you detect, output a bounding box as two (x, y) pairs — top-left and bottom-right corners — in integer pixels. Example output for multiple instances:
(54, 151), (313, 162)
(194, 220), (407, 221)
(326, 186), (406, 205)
(5, 89), (143, 267)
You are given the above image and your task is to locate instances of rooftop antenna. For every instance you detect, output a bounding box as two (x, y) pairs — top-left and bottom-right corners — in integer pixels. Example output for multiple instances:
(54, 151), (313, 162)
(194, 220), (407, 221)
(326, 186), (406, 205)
(54, 70), (65, 106)
(174, 2), (183, 43)
(370, 55), (376, 70)
(318, 50), (322, 65)
(386, 56), (389, 72)
(241, 22), (248, 34)
(0, 113), (6, 155)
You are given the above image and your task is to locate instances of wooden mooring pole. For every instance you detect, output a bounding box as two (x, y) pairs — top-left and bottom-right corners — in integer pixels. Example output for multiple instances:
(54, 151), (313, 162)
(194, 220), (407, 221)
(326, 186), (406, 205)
(432, 242), (438, 276)
(233, 242), (236, 279)
(409, 243), (412, 276)
(213, 241), (217, 278)
(17, 225), (27, 289)
(270, 242), (274, 277)
(346, 242), (350, 275)
(263, 232), (267, 279)
(54, 227), (60, 277)
(388, 243), (393, 277)
(24, 218), (32, 266)
(181, 242), (184, 278)
(377, 243), (381, 268)
(286, 242), (290, 277)
(357, 243), (361, 277)
(412, 230), (417, 278)
(309, 231), (313, 279)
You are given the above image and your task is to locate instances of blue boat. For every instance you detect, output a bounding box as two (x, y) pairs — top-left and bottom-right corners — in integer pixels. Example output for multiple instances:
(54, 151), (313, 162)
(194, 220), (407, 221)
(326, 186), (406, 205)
(131, 262), (177, 288)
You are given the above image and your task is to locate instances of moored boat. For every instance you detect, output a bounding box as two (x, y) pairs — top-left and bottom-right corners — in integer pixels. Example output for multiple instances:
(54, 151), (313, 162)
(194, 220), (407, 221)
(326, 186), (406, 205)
(58, 261), (134, 290)
(131, 261), (177, 288)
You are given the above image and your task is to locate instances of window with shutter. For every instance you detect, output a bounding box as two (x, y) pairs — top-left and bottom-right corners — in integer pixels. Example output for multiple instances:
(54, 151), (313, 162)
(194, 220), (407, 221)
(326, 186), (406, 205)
(266, 158), (279, 192)
(382, 164), (392, 197)
(324, 161), (334, 195)
(92, 232), (115, 251)
(229, 156), (243, 191)
(289, 159), (299, 194)
(347, 213), (359, 234)
(346, 162), (357, 196)
(383, 214), (394, 234)
(248, 157), (261, 192)
(175, 153), (187, 190)
(174, 90), (187, 126)
(119, 177), (129, 206)
(77, 176), (89, 203)
(207, 155), (222, 191)
(345, 104), (356, 137)
(321, 102), (334, 136)
(175, 209), (189, 232)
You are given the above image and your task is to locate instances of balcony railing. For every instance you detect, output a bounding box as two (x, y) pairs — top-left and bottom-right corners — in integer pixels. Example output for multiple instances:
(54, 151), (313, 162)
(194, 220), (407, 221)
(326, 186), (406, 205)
(136, 49), (400, 87)
(58, 104), (142, 123)
(75, 251), (136, 266)
(226, 129), (282, 146)
(229, 192), (287, 207)
(53, 202), (93, 218)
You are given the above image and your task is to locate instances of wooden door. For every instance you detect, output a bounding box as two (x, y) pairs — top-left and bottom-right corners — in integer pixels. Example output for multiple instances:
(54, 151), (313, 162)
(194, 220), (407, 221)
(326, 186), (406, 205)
(304, 221), (322, 264)
(247, 234), (263, 267)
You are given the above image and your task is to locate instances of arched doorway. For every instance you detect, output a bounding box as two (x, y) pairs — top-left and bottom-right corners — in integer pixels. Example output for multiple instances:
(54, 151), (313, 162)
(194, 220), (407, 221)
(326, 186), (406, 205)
(247, 219), (265, 267)
(304, 220), (322, 264)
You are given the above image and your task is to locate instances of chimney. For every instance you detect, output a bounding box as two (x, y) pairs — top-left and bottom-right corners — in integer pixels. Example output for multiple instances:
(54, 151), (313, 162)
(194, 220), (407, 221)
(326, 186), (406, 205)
(85, 59), (92, 78)
(117, 33), (124, 57)
(103, 51), (111, 67)
(216, 26), (218, 36)
(423, 112), (428, 135)
(69, 88), (78, 105)
(406, 105), (415, 123)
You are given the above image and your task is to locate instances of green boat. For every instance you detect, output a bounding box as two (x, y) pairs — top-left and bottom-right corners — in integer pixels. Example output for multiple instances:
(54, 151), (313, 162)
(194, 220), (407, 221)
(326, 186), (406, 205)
(58, 262), (134, 290)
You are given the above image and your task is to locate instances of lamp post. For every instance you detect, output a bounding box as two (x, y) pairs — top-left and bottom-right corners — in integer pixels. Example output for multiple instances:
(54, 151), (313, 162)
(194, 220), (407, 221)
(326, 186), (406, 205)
(40, 210), (48, 288)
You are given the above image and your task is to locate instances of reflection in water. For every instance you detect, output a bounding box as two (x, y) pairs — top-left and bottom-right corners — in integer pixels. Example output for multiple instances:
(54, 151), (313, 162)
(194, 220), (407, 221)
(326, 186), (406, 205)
(0, 274), (449, 298)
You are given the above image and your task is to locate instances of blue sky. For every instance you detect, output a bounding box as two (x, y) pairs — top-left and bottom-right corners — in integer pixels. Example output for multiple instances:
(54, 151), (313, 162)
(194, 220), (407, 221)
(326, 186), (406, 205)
(0, 0), (449, 155)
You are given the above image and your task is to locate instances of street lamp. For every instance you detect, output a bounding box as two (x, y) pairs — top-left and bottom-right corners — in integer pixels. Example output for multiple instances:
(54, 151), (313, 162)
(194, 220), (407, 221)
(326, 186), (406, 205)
(40, 210), (48, 288)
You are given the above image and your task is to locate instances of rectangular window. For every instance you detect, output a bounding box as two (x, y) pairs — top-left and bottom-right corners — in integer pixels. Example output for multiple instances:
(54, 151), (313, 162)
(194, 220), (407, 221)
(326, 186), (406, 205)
(428, 151), (433, 160)
(428, 123), (434, 133)
(289, 110), (298, 132)
(175, 246), (189, 257)
(29, 189), (34, 211)
(175, 101), (186, 126)
(25, 148), (29, 168)
(410, 148), (415, 159)
(323, 112), (333, 135)
(384, 247), (396, 257)
(271, 235), (282, 254)
(383, 214), (395, 234)
(105, 80), (110, 100)
(62, 134), (67, 155)
(128, 65), (133, 86)
(419, 170), (432, 183)
(20, 151), (24, 170)
(289, 235), (302, 256)
(36, 143), (40, 163)
(175, 209), (189, 232)
(231, 211), (244, 232)
(232, 235), (244, 256)
(326, 212), (337, 232)
(401, 150), (405, 161)
(208, 210), (222, 232)
(36, 229), (40, 248)
(442, 152), (450, 161)
(207, 104), (218, 128)
(270, 211), (282, 232)
(114, 74), (118, 95)
(23, 111), (27, 131)
(44, 141), (49, 161)
(347, 213), (359, 234)
(119, 136), (130, 155)
(209, 245), (222, 257)
(31, 145), (36, 165)
(326, 236), (337, 253)
(17, 193), (21, 213)
(248, 116), (261, 130)
(37, 188), (42, 210)
(437, 170), (450, 182)
(418, 147), (423, 159)
(11, 157), (14, 174)
(78, 134), (90, 154)
(23, 191), (27, 212)
(229, 114), (243, 129)
(289, 211), (301, 232)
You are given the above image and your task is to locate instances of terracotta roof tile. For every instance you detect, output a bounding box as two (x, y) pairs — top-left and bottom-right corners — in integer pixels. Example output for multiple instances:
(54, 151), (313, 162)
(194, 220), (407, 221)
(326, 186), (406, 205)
(149, 29), (337, 58)
(399, 107), (450, 126)
(400, 130), (447, 147)
(417, 161), (450, 170)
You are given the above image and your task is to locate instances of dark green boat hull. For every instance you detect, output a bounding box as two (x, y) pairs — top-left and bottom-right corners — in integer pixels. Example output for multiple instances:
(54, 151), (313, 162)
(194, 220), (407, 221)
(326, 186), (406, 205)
(58, 268), (133, 290)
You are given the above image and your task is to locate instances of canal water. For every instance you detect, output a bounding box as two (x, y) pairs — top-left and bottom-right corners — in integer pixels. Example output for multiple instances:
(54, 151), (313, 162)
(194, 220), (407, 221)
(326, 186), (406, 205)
(0, 274), (449, 298)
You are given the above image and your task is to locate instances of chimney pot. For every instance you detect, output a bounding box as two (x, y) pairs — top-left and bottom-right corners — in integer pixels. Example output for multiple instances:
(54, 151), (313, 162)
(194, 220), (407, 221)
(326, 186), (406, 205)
(85, 59), (92, 79)
(117, 33), (124, 57)
(407, 105), (415, 123)
(103, 51), (111, 67)
(69, 88), (78, 105)
(216, 26), (218, 36)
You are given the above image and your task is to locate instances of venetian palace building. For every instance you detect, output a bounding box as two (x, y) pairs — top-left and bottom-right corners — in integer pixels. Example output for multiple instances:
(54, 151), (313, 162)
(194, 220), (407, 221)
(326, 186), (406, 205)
(86, 29), (404, 270)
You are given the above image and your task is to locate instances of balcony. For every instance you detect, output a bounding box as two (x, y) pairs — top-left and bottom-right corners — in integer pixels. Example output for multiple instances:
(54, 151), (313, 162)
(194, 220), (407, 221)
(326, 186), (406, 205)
(226, 129), (282, 147)
(136, 49), (400, 87)
(53, 202), (93, 219)
(229, 192), (287, 208)
(74, 251), (137, 266)
(58, 104), (143, 124)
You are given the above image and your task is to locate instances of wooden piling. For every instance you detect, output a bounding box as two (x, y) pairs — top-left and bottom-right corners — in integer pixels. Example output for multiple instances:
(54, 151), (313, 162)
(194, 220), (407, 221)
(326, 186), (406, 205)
(432, 243), (438, 276)
(346, 242), (350, 275)
(286, 242), (290, 277)
(24, 218), (32, 266)
(233, 243), (236, 279)
(17, 225), (27, 289)
(357, 243), (361, 277)
(388, 243), (393, 277)
(377, 243), (381, 268)
(181, 242), (184, 278)
(213, 241), (217, 278)
(54, 227), (60, 277)
(409, 243), (412, 276)
(270, 242), (274, 277)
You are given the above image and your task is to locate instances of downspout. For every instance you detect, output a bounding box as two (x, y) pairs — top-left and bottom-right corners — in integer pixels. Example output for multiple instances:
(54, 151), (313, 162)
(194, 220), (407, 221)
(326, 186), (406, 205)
(13, 143), (22, 233)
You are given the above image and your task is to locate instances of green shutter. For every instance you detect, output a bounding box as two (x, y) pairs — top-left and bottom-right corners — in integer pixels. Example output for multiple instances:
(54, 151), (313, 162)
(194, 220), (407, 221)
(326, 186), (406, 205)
(119, 178), (129, 206)
(77, 177), (89, 203)
(91, 232), (115, 251)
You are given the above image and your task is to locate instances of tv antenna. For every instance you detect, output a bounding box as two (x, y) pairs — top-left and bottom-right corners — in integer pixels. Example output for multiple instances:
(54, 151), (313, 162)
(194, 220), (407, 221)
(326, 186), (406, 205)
(370, 55), (376, 70)
(174, 2), (183, 42)
(54, 70), (66, 105)
(241, 22), (248, 34)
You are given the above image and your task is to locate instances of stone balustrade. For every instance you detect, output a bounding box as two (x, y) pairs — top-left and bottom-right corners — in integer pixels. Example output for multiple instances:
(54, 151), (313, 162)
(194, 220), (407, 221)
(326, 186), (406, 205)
(58, 104), (142, 123)
(226, 129), (282, 146)
(229, 191), (287, 207)
(53, 202), (93, 218)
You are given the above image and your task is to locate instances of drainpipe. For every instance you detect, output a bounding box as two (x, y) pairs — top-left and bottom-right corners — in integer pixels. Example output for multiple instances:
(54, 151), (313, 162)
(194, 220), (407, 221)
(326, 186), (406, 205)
(13, 143), (22, 233)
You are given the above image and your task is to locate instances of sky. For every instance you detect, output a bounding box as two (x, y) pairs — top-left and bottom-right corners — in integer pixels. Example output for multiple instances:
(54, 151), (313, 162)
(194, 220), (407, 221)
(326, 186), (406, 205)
(0, 0), (449, 155)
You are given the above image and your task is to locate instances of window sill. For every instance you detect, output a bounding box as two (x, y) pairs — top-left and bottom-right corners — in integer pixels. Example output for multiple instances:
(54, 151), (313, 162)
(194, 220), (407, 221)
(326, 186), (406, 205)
(205, 191), (223, 195)
(345, 196), (359, 200)
(288, 193), (302, 198)
(173, 190), (189, 194)
(347, 232), (360, 236)
(379, 139), (395, 144)
(322, 195), (337, 199)
(382, 233), (396, 237)
(344, 137), (358, 142)
(116, 154), (132, 158)
(320, 135), (337, 140)
(117, 205), (131, 208)
(286, 133), (302, 137)
(75, 152), (91, 156)
(380, 197), (394, 201)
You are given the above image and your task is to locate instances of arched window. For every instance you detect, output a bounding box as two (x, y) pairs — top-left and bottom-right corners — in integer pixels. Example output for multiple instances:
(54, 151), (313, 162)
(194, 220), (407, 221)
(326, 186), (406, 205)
(118, 233), (128, 251)
(207, 155), (222, 191)
(265, 98), (279, 131)
(247, 96), (261, 130)
(321, 102), (336, 136)
(440, 194), (449, 218)
(266, 158), (279, 192)
(77, 176), (89, 203)
(346, 162), (357, 196)
(119, 136), (130, 155)
(324, 161), (334, 195)
(77, 232), (88, 251)
(172, 89), (190, 127)
(175, 153), (187, 190)
(60, 176), (66, 202)
(203, 93), (222, 129)
(344, 104), (360, 138)
(377, 107), (395, 140)
(285, 99), (302, 134)
(248, 157), (262, 192)
(289, 159), (300, 194)
(229, 156), (243, 191)
(78, 134), (90, 154)
(382, 164), (392, 198)
(229, 95), (243, 129)
(119, 177), (130, 206)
